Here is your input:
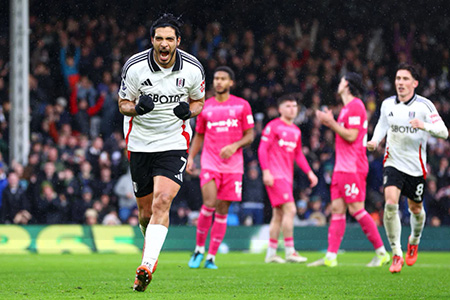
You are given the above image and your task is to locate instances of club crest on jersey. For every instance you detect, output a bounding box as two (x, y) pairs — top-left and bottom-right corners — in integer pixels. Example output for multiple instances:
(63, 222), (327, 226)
(409, 111), (415, 119)
(176, 78), (185, 88)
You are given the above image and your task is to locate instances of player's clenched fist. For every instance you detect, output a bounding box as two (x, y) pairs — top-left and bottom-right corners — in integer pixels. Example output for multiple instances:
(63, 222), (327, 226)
(135, 94), (154, 115)
(366, 140), (377, 151)
(173, 101), (192, 120)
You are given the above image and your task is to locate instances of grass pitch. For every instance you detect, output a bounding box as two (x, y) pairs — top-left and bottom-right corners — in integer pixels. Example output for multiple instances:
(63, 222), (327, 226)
(1, 251), (449, 299)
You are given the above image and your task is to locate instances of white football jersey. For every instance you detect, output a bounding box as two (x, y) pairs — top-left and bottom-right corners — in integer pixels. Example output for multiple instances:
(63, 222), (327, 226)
(119, 48), (205, 152)
(371, 94), (447, 177)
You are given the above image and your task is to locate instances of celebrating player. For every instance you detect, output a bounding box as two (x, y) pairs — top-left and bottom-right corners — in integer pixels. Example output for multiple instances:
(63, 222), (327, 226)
(118, 13), (205, 291)
(187, 66), (254, 269)
(258, 95), (318, 264)
(367, 64), (448, 273)
(308, 73), (390, 268)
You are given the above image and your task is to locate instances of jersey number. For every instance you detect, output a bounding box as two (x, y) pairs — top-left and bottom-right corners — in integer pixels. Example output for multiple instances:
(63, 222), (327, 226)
(344, 183), (359, 197)
(179, 157), (187, 172)
(415, 183), (424, 197)
(235, 181), (242, 195)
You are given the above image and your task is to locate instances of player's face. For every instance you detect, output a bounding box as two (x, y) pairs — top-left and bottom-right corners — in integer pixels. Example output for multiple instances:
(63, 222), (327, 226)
(213, 71), (233, 94)
(395, 69), (418, 101)
(279, 100), (298, 121)
(337, 76), (348, 95)
(152, 27), (180, 68)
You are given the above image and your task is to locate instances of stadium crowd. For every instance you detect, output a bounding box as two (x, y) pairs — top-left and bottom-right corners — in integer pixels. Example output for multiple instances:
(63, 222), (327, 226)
(0, 0), (449, 227)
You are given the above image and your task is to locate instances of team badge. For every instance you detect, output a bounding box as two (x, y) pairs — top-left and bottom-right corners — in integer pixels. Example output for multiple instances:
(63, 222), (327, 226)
(409, 111), (415, 119)
(176, 78), (185, 88)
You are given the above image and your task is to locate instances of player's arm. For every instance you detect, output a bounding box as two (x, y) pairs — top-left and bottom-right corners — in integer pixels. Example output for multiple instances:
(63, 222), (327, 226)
(315, 108), (358, 142)
(119, 94), (154, 117)
(258, 125), (274, 187)
(367, 102), (389, 151)
(294, 136), (318, 188)
(219, 128), (254, 159)
(410, 106), (448, 139)
(186, 132), (204, 174)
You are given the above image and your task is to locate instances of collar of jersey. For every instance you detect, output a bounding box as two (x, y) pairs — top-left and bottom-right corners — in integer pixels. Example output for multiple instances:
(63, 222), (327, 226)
(148, 48), (182, 73)
(395, 93), (417, 106)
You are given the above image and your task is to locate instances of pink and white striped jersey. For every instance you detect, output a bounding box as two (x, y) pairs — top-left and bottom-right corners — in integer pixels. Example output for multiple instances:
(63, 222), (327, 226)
(334, 97), (368, 174)
(196, 95), (254, 174)
(258, 118), (311, 184)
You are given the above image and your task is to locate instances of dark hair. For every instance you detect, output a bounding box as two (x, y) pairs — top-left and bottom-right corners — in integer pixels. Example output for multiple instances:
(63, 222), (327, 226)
(345, 72), (365, 97)
(277, 94), (298, 107)
(150, 13), (183, 38)
(214, 66), (235, 81)
(397, 63), (420, 81)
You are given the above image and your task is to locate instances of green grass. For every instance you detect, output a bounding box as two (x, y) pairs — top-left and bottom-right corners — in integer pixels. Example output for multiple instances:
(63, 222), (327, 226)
(1, 252), (449, 299)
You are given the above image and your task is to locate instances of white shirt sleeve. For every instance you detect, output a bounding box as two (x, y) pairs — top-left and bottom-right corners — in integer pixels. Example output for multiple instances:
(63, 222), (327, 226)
(423, 104), (449, 139)
(119, 68), (139, 101)
(371, 101), (389, 145)
(188, 69), (205, 101)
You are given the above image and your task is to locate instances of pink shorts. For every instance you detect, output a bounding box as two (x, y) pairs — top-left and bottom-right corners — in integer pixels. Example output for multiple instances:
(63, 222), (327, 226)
(330, 172), (367, 203)
(200, 170), (242, 201)
(265, 179), (294, 208)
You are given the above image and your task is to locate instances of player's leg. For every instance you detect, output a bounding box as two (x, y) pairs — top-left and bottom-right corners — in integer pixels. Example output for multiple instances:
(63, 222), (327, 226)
(205, 199), (231, 269)
(137, 193), (153, 237)
(265, 207), (285, 263)
(348, 201), (389, 267)
(383, 186), (404, 273)
(135, 176), (181, 291)
(406, 199), (425, 266)
(189, 178), (218, 268)
(308, 198), (345, 267)
(279, 201), (307, 263)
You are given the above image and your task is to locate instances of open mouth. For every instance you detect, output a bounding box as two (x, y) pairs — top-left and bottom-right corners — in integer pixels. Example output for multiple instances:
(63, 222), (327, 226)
(159, 50), (170, 62)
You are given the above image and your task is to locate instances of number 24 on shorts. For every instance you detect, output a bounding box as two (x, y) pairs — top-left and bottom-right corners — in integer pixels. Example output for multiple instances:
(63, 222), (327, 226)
(344, 183), (359, 197)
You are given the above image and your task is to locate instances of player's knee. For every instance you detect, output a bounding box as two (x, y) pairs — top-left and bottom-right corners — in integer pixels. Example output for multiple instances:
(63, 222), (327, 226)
(409, 204), (422, 215)
(152, 193), (173, 213)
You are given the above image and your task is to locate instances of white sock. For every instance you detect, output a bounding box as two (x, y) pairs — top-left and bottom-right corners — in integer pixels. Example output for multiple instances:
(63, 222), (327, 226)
(285, 246), (295, 257)
(409, 208), (425, 245)
(194, 245), (205, 254)
(139, 224), (146, 237)
(206, 254), (215, 262)
(375, 246), (387, 256)
(141, 224), (168, 272)
(266, 247), (277, 258)
(384, 204), (402, 256)
(325, 252), (337, 260)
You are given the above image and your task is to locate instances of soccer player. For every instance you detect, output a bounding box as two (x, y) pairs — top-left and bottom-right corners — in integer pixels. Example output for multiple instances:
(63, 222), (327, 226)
(118, 13), (205, 291)
(258, 95), (318, 264)
(367, 64), (448, 273)
(308, 73), (390, 268)
(187, 66), (254, 269)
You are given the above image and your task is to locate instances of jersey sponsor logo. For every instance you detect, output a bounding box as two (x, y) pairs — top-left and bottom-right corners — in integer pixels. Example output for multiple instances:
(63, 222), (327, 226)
(146, 93), (185, 104)
(348, 116), (361, 125)
(278, 138), (297, 150)
(388, 112), (394, 117)
(176, 78), (185, 88)
(390, 125), (419, 134)
(430, 113), (442, 123)
(141, 78), (152, 86)
(207, 119), (239, 131)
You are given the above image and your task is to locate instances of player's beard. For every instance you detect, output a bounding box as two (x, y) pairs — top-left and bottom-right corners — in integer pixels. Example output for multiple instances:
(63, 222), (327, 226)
(215, 87), (229, 95)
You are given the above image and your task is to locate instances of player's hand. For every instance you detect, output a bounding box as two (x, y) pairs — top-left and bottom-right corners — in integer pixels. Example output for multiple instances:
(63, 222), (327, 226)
(219, 144), (238, 159)
(186, 156), (195, 175)
(366, 140), (377, 151)
(308, 171), (318, 188)
(135, 94), (154, 115)
(262, 169), (274, 187)
(174, 102), (191, 120)
(315, 107), (334, 127)
(409, 118), (424, 130)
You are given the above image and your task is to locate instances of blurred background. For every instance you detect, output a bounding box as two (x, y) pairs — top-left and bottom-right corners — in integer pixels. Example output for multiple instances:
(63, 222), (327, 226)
(0, 0), (449, 229)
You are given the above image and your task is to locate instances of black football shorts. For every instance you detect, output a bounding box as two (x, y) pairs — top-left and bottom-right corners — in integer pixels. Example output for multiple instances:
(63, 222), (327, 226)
(129, 150), (188, 197)
(383, 166), (426, 202)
